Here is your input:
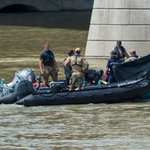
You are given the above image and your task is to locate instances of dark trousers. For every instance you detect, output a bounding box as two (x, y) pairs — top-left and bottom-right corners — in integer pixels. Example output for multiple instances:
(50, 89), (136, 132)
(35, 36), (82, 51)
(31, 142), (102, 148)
(65, 71), (71, 86)
(108, 73), (116, 84)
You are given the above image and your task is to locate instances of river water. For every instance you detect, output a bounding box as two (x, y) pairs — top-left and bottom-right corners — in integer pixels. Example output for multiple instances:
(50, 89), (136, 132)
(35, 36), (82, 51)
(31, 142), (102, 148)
(0, 11), (150, 149)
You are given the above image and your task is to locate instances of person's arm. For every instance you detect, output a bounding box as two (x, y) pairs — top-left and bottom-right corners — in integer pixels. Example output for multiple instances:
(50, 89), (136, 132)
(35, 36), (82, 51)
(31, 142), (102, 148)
(53, 58), (59, 72)
(106, 68), (109, 75)
(64, 58), (72, 73)
(39, 59), (44, 75)
(63, 57), (68, 65)
(106, 60), (110, 75)
(82, 58), (89, 73)
(125, 48), (130, 58)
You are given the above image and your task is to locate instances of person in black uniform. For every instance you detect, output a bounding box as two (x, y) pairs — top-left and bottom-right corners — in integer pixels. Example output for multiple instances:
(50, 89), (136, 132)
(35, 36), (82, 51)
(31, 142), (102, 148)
(84, 69), (104, 85)
(106, 50), (121, 84)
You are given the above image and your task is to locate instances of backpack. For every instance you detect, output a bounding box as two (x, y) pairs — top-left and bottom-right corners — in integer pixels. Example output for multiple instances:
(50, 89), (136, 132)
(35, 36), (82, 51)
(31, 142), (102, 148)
(51, 85), (62, 93)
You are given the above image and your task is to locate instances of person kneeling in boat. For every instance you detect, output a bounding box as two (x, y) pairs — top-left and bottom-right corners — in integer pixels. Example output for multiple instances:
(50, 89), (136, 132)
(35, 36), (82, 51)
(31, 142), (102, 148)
(84, 69), (106, 85)
(64, 47), (89, 91)
(63, 50), (74, 86)
(106, 50), (121, 84)
(126, 49), (138, 61)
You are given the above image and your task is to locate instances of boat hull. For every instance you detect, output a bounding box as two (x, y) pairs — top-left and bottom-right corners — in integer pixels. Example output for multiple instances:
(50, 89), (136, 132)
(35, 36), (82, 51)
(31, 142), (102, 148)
(15, 78), (150, 107)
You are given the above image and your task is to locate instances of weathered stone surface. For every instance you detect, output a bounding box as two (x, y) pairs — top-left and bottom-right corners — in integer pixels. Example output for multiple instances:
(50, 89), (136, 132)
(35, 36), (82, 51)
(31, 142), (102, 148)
(91, 9), (109, 24)
(94, 0), (148, 8)
(88, 25), (122, 41)
(146, 27), (150, 40)
(123, 26), (147, 40)
(148, 0), (150, 8)
(125, 0), (148, 8)
(109, 10), (129, 24)
(93, 0), (124, 9)
(91, 9), (130, 25)
(85, 41), (105, 56)
(86, 0), (150, 57)
(130, 10), (150, 24)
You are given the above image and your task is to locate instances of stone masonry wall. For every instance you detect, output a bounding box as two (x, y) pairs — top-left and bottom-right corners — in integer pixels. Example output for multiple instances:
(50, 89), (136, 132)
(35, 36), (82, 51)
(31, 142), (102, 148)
(85, 0), (150, 58)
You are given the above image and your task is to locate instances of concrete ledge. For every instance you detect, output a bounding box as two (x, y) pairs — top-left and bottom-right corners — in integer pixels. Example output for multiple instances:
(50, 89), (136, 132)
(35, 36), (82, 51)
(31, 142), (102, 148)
(94, 0), (148, 9)
(91, 9), (150, 25)
(125, 0), (148, 8)
(94, 0), (124, 9)
(130, 10), (150, 24)
(123, 26), (147, 40)
(88, 25), (150, 41)
(88, 25), (122, 41)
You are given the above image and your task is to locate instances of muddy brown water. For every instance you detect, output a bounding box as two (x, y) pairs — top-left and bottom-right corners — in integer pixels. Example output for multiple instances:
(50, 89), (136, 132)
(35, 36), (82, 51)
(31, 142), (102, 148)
(0, 11), (150, 150)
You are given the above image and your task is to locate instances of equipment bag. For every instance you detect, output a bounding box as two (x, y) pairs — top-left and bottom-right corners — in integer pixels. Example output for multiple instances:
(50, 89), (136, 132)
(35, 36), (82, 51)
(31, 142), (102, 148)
(51, 85), (62, 93)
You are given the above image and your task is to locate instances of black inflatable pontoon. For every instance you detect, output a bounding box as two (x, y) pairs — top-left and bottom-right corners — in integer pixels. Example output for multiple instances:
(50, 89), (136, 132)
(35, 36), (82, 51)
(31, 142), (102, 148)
(15, 78), (150, 106)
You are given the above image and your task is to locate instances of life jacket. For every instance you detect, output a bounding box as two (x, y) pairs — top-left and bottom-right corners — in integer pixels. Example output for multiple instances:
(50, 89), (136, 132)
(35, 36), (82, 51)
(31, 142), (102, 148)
(128, 55), (138, 61)
(42, 50), (54, 65)
(114, 46), (125, 59)
(71, 54), (83, 72)
(33, 83), (47, 87)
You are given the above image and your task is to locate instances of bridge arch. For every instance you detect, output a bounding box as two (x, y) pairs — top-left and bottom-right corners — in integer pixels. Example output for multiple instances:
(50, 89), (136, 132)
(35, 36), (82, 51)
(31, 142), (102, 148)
(0, 4), (40, 12)
(0, 0), (60, 12)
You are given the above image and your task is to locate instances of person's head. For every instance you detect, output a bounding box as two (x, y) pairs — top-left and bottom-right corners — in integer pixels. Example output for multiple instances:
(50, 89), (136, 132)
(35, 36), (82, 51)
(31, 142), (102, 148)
(75, 47), (81, 54)
(117, 41), (122, 48)
(110, 50), (118, 57)
(130, 49), (136, 56)
(44, 42), (50, 52)
(68, 50), (74, 56)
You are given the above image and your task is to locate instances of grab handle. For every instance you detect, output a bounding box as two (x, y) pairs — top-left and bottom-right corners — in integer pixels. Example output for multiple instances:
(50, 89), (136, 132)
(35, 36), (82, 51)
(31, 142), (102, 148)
(1, 79), (14, 92)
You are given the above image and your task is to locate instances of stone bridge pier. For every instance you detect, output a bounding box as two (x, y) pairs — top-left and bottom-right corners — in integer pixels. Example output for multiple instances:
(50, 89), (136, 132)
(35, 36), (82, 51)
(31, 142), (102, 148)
(85, 0), (150, 58)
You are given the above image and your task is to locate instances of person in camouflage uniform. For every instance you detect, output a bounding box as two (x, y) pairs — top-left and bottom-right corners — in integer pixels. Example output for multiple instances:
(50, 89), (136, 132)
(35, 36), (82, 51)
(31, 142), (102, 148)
(39, 42), (59, 85)
(64, 47), (89, 91)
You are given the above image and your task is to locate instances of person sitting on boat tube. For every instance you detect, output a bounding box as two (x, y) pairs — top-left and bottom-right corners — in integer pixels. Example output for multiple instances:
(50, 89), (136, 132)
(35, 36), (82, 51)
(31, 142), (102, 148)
(39, 42), (59, 85)
(106, 50), (121, 84)
(111, 41), (129, 62)
(126, 49), (138, 61)
(63, 50), (74, 86)
(84, 69), (106, 85)
(64, 47), (89, 91)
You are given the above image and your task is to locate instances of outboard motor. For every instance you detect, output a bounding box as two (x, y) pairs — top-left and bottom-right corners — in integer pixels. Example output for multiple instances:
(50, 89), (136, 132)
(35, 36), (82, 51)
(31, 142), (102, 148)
(14, 80), (34, 100)
(8, 69), (35, 88)
(0, 69), (35, 97)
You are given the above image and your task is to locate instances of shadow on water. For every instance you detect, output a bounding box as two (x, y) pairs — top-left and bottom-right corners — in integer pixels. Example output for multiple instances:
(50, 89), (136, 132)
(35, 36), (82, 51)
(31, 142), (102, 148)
(0, 10), (92, 30)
